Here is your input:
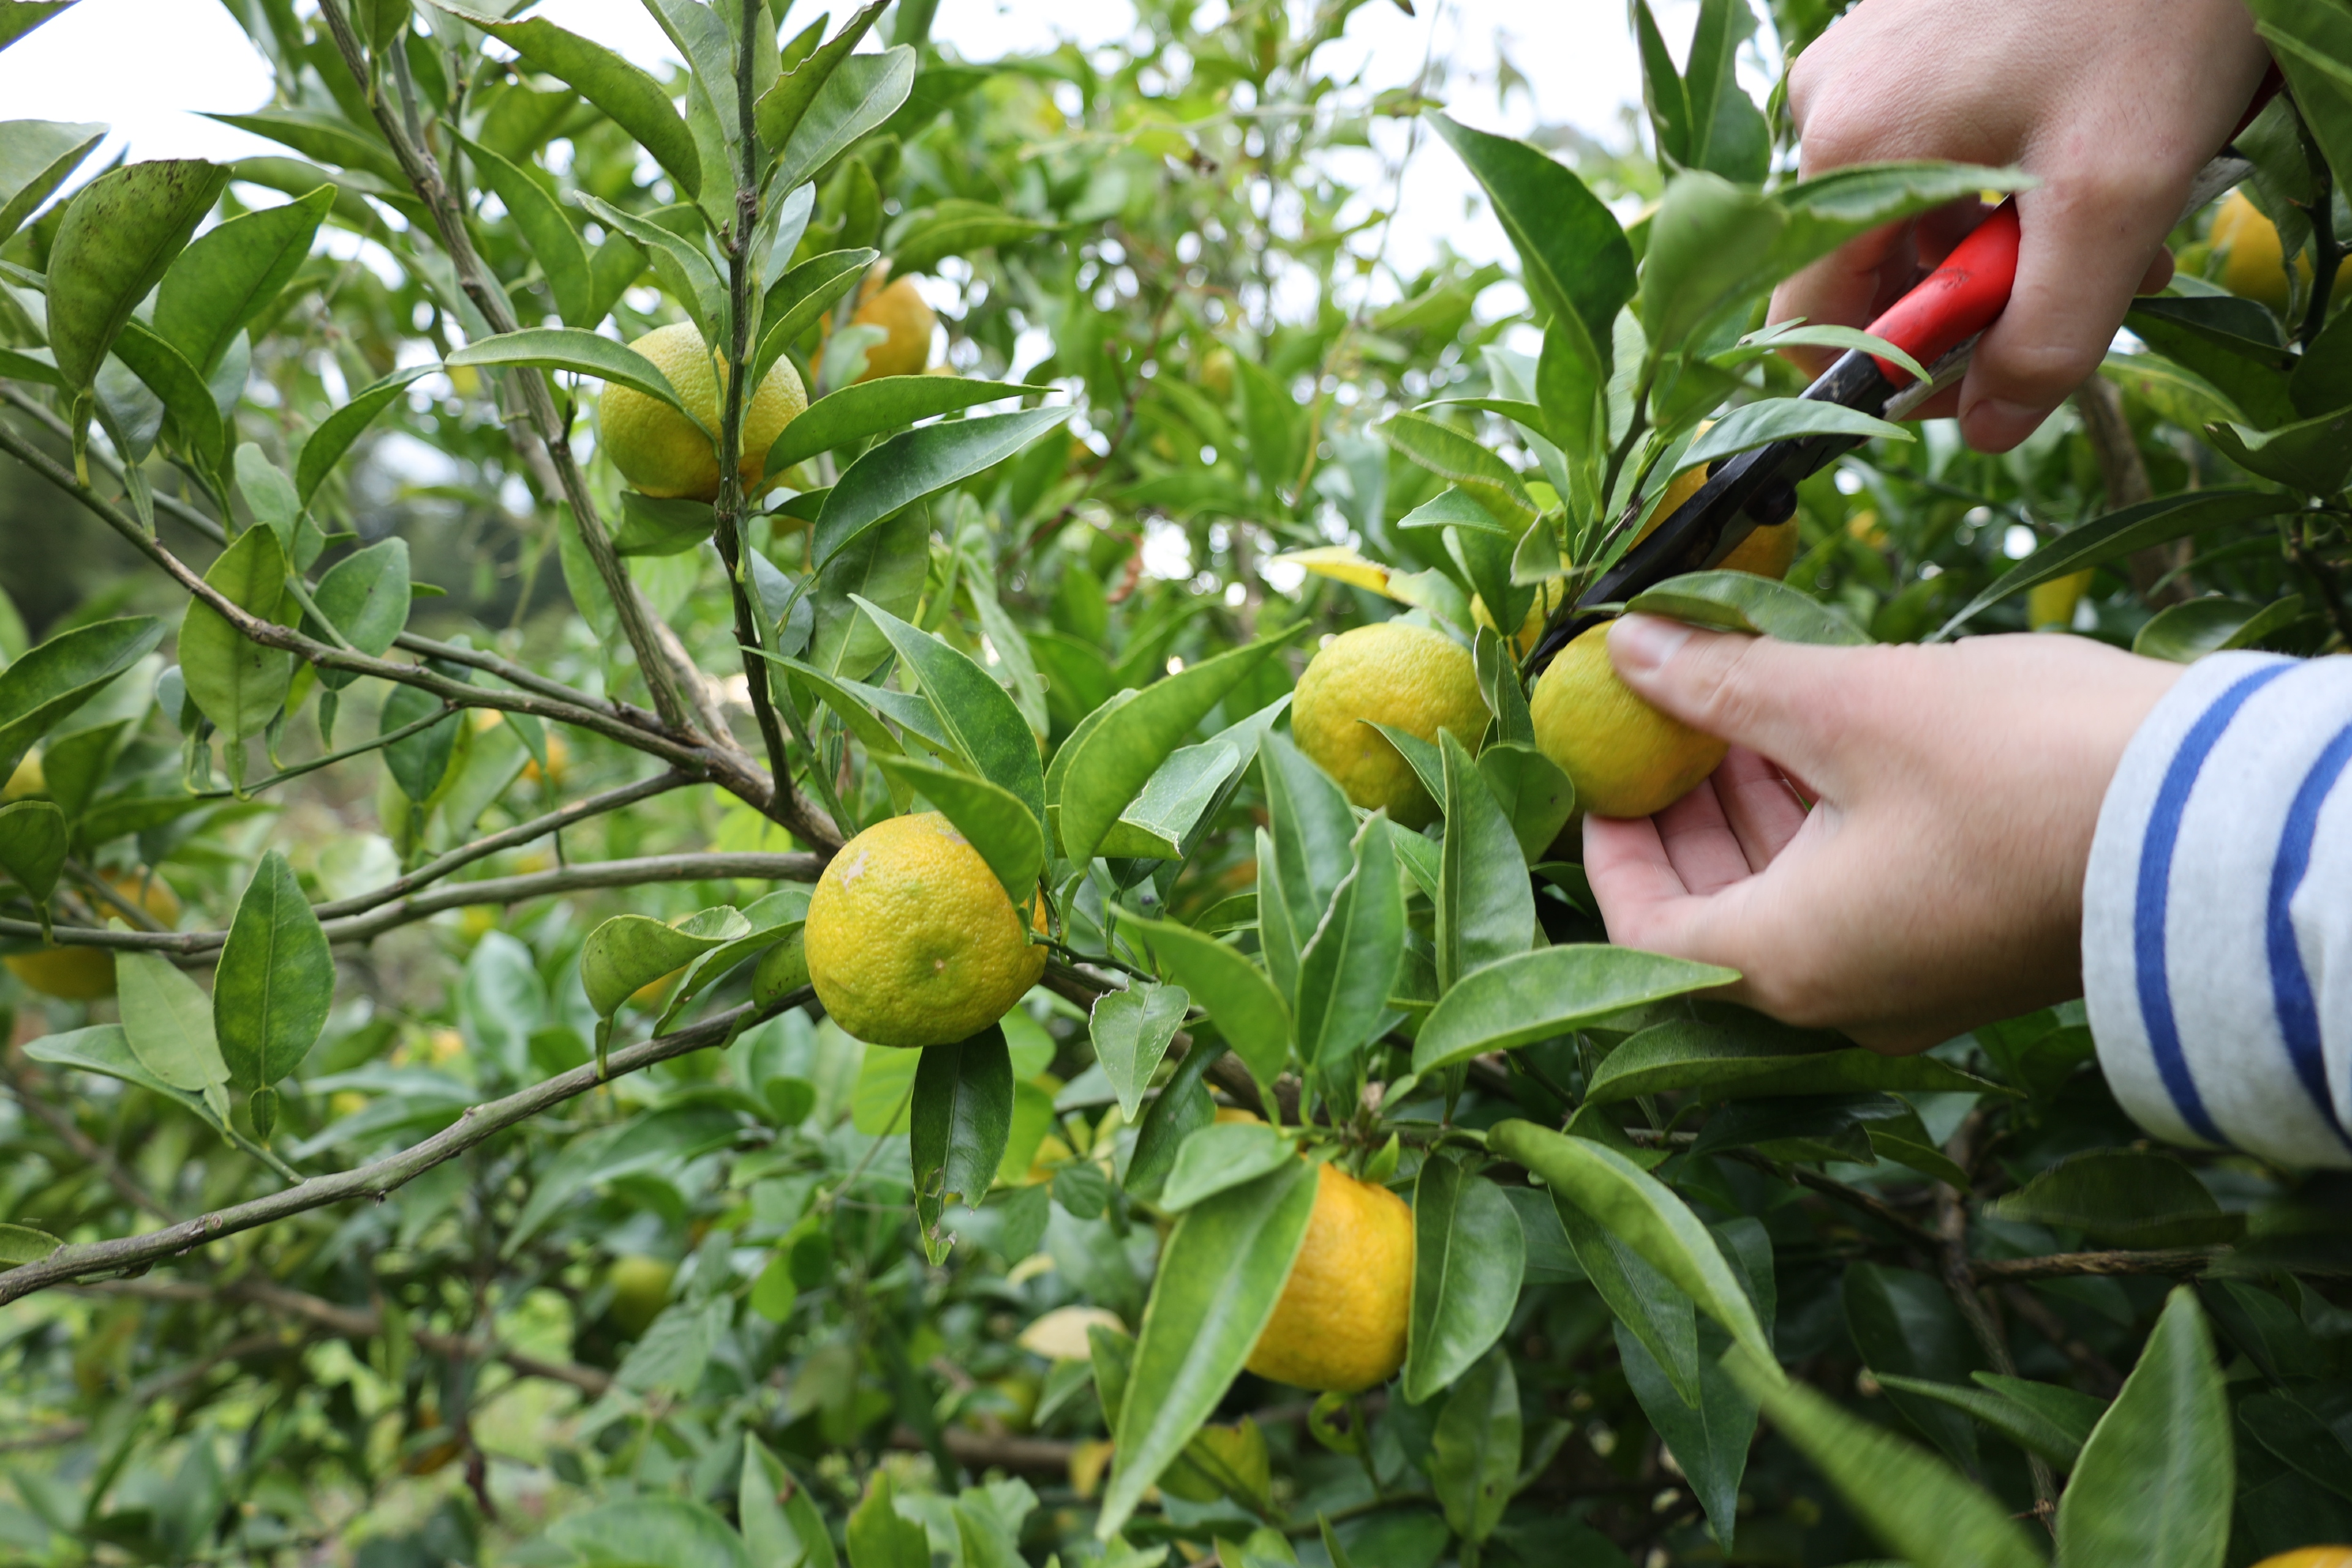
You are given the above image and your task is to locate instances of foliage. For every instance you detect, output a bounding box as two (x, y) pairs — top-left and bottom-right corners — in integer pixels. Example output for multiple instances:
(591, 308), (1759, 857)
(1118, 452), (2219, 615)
(1, 0), (2350, 1564)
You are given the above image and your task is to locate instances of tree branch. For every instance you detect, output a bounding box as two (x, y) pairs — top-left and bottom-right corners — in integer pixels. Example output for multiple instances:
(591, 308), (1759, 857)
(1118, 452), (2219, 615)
(0, 990), (810, 1305)
(2, 851), (823, 956)
(1969, 1246), (2226, 1283)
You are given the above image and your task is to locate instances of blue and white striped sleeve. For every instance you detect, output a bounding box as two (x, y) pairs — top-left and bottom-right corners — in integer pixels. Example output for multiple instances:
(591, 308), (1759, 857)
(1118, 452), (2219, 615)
(2082, 651), (2352, 1170)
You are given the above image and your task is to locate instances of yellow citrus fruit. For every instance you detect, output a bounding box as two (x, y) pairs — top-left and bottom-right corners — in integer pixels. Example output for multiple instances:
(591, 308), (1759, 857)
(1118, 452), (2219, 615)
(6, 870), (181, 1000)
(804, 812), (1047, 1048)
(1290, 623), (1488, 830)
(1214, 1106), (1263, 1125)
(597, 322), (807, 501)
(1200, 345), (1235, 399)
(1531, 624), (1727, 819)
(848, 272), (937, 382)
(521, 731), (568, 785)
(1470, 578), (1568, 658)
(607, 1254), (675, 1336)
(2, 748), (43, 801)
(630, 964), (685, 1011)
(2252, 1552), (2352, 1568)
(1245, 1163), (1412, 1393)
(2212, 190), (2352, 312)
(1635, 458), (1799, 580)
(2028, 570), (2094, 631)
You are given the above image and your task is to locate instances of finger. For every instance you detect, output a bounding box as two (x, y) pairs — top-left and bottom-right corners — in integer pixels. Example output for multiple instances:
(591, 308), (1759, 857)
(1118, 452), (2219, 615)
(1581, 812), (1691, 947)
(1711, 745), (1811, 870)
(1958, 173), (2179, 451)
(1606, 616), (1866, 793)
(2138, 246), (2175, 295)
(1768, 219), (1920, 377)
(1651, 777), (1755, 896)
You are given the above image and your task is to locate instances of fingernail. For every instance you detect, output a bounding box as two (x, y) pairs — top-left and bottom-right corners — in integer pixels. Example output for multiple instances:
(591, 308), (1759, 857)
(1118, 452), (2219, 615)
(1962, 398), (2048, 453)
(1608, 613), (1691, 678)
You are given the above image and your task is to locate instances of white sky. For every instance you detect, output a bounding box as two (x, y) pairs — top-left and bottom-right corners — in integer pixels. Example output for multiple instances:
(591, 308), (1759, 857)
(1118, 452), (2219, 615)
(0, 0), (1756, 280)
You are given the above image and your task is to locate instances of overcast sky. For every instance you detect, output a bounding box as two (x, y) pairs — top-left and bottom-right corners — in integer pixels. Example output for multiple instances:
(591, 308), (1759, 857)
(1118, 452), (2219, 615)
(0, 0), (1754, 278)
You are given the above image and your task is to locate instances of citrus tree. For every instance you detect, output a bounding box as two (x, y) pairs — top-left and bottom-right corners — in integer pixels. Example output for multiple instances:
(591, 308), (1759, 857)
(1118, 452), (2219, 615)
(1, 0), (2350, 1564)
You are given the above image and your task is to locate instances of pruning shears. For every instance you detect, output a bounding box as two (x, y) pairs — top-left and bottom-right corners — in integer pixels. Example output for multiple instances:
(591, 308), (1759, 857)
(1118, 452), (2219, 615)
(1525, 78), (2280, 674)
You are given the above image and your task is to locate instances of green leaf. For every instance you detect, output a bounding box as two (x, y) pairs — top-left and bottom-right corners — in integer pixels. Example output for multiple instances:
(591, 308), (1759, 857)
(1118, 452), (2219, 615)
(852, 594), (1044, 830)
(1378, 411), (1537, 533)
(1931, 490), (2297, 639)
(1488, 1118), (1773, 1369)
(1056, 633), (1294, 864)
(179, 527), (292, 744)
(755, 0), (886, 149)
(112, 320), (224, 470)
(203, 110), (404, 184)
(309, 539), (412, 682)
(2132, 594), (2304, 662)
(1428, 1351), (1520, 1545)
(2055, 1289), (2231, 1568)
(1724, 320), (1930, 384)
(1681, 0), (1770, 183)
(547, 1497), (750, 1568)
(1476, 742), (1576, 862)
(847, 1474), (929, 1568)
(2124, 302), (2297, 430)
(1619, 1320), (1760, 1546)
(1123, 913), (1291, 1094)
(118, 950), (233, 1107)
(806, 505), (929, 679)
(754, 246), (877, 393)
(1768, 160), (2036, 287)
(1090, 980), (1189, 1121)
(507, 1102), (747, 1251)
(1123, 1039), (1222, 1204)
(153, 184), (330, 374)
(45, 160), (231, 389)
(1295, 812), (1405, 1076)
(1256, 728), (1357, 1005)
(813, 406), (1072, 571)
(580, 907), (750, 1018)
(0, 119), (104, 249)
(773, 46), (917, 197)
(1643, 171), (1788, 348)
(1555, 1174), (1700, 1396)
(1869, 1373), (2101, 1471)
(742, 1436), (838, 1568)
(1411, 946), (1736, 1073)
(432, 2), (701, 197)
(0, 627), (159, 773)
(573, 194), (728, 344)
(0, 799), (66, 903)
(1627, 570), (1872, 646)
(1425, 115), (1630, 385)
(1845, 1263), (1983, 1469)
(295, 364), (431, 504)
(1632, 1), (1691, 168)
(872, 755), (1044, 900)
(1585, 1013), (2008, 1104)
(767, 376), (1045, 473)
(1403, 1157), (1525, 1404)
(1681, 399), (1912, 469)
(2103, 351), (2245, 432)
(24, 1023), (225, 1131)
(1436, 729), (1534, 989)
(1724, 1346), (2047, 1568)
(911, 1025), (1013, 1243)
(1985, 1149), (2245, 1248)
(213, 851), (334, 1091)
(613, 492), (714, 557)
(2207, 405), (2352, 493)
(457, 135), (594, 327)
(0, 1222), (59, 1264)
(886, 198), (1058, 277)
(1159, 1119), (1295, 1211)
(447, 326), (705, 431)
(1098, 1158), (1319, 1539)
(379, 680), (459, 801)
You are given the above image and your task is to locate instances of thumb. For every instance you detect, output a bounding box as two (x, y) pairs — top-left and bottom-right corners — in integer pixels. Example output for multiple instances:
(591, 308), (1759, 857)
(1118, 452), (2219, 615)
(1605, 615), (1857, 793)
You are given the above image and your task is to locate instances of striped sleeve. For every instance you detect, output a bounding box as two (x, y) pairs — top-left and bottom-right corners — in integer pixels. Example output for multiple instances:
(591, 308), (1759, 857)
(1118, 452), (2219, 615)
(2082, 651), (2352, 1169)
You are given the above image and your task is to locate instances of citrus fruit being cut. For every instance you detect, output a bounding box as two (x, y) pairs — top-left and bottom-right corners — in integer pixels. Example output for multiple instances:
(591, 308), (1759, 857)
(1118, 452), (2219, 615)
(848, 270), (937, 382)
(1245, 1162), (1412, 1393)
(1635, 452), (1799, 580)
(1291, 622), (1488, 829)
(804, 812), (1046, 1048)
(597, 322), (807, 501)
(1531, 623), (1726, 819)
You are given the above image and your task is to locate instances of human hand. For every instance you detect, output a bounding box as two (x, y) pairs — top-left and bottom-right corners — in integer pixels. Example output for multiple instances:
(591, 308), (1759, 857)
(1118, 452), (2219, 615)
(1581, 616), (2184, 1052)
(1771, 0), (2271, 452)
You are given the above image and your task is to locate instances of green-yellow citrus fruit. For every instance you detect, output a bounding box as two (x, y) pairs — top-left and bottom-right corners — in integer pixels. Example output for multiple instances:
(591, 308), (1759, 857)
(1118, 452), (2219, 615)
(848, 274), (937, 382)
(597, 322), (807, 501)
(1245, 1163), (1412, 1393)
(1531, 624), (1727, 819)
(804, 812), (1047, 1048)
(1637, 456), (1799, 579)
(2028, 570), (2094, 630)
(607, 1254), (675, 1336)
(2212, 189), (2352, 312)
(1290, 622), (1488, 829)
(2, 748), (42, 801)
(6, 869), (181, 1000)
(2251, 1552), (2352, 1568)
(1471, 578), (1567, 658)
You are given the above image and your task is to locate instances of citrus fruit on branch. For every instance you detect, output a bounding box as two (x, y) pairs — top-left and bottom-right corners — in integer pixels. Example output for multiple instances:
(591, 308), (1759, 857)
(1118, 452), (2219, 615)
(1634, 449), (1799, 581)
(596, 322), (807, 501)
(847, 268), (938, 382)
(803, 812), (1047, 1048)
(1532, 624), (1727, 820)
(1291, 622), (1487, 829)
(1244, 1162), (1412, 1393)
(6, 868), (182, 1000)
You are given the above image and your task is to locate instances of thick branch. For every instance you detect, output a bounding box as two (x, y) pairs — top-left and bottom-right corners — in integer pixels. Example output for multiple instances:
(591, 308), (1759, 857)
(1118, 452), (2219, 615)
(2, 851), (823, 956)
(2075, 377), (2190, 606)
(0, 991), (807, 1305)
(1969, 1246), (2226, 1283)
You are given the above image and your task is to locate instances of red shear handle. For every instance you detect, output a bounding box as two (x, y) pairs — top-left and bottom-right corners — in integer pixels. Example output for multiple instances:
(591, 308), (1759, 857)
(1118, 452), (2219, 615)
(1862, 200), (2022, 386)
